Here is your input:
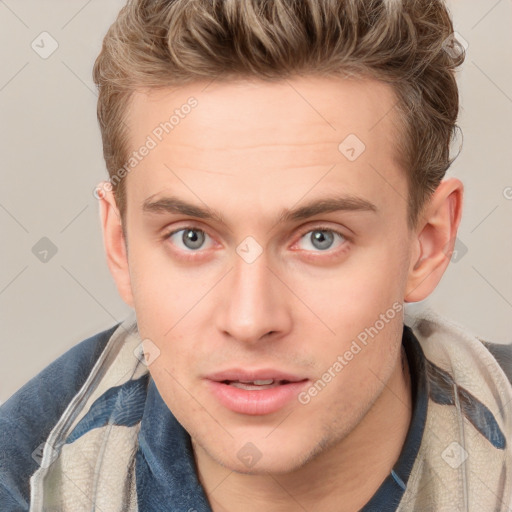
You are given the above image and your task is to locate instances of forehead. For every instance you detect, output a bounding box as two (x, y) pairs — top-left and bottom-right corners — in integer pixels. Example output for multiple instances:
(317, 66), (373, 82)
(123, 76), (407, 224)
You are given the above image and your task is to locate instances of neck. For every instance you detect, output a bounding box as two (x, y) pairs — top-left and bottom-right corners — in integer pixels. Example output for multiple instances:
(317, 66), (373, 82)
(193, 346), (412, 512)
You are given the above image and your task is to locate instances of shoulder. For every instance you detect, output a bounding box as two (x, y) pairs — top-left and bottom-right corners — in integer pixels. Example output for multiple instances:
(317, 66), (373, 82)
(405, 307), (512, 385)
(0, 323), (120, 510)
(479, 339), (512, 385)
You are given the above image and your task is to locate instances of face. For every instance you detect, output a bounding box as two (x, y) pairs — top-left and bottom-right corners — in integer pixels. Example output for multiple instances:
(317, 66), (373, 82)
(112, 76), (417, 473)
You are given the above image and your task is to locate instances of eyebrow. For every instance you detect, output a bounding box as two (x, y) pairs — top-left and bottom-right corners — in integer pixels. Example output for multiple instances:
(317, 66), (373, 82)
(142, 194), (378, 225)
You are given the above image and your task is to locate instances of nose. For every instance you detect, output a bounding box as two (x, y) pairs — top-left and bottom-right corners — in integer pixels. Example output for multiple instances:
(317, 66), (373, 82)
(215, 249), (292, 345)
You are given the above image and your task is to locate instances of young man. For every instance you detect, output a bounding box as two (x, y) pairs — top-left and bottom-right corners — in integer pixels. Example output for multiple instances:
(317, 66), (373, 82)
(1, 0), (512, 510)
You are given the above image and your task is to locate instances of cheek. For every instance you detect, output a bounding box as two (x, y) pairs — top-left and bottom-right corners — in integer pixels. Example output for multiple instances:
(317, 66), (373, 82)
(326, 243), (408, 390)
(147, 356), (200, 423)
(290, 239), (408, 338)
(127, 239), (193, 316)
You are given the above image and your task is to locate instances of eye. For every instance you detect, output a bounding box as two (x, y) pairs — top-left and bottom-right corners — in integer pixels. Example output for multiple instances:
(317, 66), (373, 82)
(164, 225), (348, 256)
(165, 227), (213, 252)
(296, 227), (347, 252)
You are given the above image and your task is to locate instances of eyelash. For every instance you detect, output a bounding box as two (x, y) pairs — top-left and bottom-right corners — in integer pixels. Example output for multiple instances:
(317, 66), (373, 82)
(162, 224), (350, 260)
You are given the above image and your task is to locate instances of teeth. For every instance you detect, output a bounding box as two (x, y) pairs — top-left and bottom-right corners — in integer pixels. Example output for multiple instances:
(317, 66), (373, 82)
(239, 379), (274, 385)
(229, 379), (279, 390)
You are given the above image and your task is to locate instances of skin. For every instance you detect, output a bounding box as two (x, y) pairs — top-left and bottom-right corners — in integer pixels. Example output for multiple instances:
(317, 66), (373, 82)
(99, 75), (463, 512)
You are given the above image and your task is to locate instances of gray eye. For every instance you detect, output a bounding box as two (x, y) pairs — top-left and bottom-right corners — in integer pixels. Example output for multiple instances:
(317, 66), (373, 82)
(298, 229), (345, 252)
(182, 229), (205, 250)
(168, 228), (208, 251)
(310, 230), (335, 250)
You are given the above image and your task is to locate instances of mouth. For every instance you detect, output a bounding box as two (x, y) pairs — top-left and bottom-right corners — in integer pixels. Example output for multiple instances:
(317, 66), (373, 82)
(220, 379), (298, 390)
(205, 371), (310, 415)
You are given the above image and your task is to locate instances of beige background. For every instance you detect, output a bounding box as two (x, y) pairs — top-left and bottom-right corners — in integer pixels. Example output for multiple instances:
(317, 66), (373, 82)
(1, 0), (511, 402)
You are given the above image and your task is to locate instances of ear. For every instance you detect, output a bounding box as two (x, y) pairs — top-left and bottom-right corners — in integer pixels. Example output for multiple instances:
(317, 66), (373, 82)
(97, 182), (134, 308)
(405, 177), (464, 303)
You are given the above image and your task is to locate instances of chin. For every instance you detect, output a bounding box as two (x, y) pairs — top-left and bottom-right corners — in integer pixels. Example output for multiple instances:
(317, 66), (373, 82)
(212, 444), (314, 476)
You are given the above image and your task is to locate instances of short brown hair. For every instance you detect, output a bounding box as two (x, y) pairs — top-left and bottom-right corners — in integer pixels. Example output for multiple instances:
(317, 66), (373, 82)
(93, 0), (465, 227)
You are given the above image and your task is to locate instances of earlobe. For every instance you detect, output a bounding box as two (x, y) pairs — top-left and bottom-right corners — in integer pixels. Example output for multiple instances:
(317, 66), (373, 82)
(404, 178), (464, 303)
(97, 182), (134, 308)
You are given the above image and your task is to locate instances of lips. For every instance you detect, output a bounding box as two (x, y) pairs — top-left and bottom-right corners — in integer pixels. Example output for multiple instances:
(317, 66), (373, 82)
(206, 369), (307, 384)
(205, 369), (309, 415)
